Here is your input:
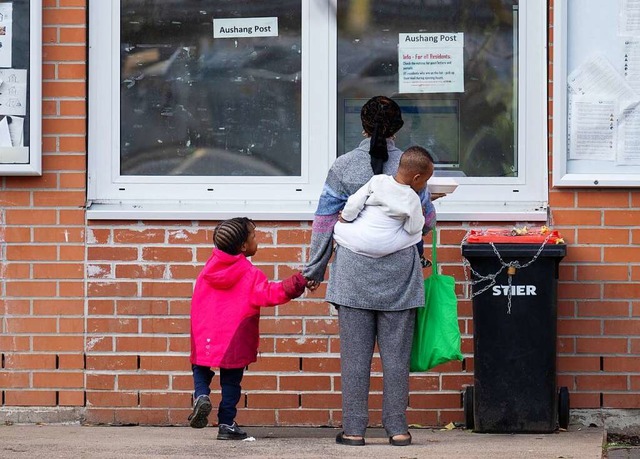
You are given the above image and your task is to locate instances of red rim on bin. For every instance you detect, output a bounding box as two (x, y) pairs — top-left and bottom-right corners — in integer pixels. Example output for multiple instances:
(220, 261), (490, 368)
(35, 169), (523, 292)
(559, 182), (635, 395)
(466, 227), (564, 244)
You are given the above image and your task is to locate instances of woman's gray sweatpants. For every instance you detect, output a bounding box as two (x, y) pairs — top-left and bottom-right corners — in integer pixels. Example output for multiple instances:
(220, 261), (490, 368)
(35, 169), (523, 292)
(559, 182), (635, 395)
(338, 305), (416, 437)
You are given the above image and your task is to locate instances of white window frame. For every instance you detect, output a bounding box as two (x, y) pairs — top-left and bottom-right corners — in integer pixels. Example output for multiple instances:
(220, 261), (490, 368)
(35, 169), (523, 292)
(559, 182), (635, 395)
(88, 1), (547, 222)
(0, 1), (42, 177)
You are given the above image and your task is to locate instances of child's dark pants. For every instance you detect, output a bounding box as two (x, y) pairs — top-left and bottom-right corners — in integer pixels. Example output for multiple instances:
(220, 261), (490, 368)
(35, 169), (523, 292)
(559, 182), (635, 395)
(192, 364), (244, 426)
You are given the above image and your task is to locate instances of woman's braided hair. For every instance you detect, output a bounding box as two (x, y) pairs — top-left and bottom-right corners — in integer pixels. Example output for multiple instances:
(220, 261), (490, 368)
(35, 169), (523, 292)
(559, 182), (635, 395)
(213, 217), (255, 255)
(361, 96), (404, 174)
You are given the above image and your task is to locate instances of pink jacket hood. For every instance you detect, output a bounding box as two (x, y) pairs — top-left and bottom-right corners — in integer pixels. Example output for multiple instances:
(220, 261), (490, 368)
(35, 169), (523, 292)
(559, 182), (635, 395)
(200, 249), (248, 290)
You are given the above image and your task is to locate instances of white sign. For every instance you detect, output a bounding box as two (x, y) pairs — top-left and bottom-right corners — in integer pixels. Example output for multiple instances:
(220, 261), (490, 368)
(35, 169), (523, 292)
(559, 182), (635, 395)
(398, 33), (464, 94)
(213, 17), (278, 39)
(0, 3), (13, 68)
(0, 69), (27, 116)
(492, 285), (537, 296)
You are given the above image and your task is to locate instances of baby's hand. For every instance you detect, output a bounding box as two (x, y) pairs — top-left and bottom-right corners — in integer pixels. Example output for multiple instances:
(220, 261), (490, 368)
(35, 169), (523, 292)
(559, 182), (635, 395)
(337, 211), (348, 223)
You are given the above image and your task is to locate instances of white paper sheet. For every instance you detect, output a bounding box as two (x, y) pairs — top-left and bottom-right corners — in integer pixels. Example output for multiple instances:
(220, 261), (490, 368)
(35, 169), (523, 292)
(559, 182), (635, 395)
(7, 115), (23, 147)
(0, 3), (13, 68)
(568, 97), (617, 161)
(0, 115), (12, 147)
(617, 101), (640, 164)
(0, 146), (28, 163)
(568, 55), (638, 100)
(0, 68), (27, 116)
(620, 0), (640, 36)
(623, 39), (640, 93)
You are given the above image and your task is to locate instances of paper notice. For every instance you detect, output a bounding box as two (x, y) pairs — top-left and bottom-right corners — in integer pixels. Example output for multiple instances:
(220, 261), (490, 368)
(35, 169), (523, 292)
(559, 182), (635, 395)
(0, 115), (11, 147)
(623, 40), (640, 93)
(0, 3), (12, 68)
(7, 115), (23, 147)
(620, 0), (640, 36)
(398, 33), (464, 94)
(618, 102), (640, 164)
(0, 68), (27, 116)
(568, 97), (617, 161)
(568, 55), (637, 100)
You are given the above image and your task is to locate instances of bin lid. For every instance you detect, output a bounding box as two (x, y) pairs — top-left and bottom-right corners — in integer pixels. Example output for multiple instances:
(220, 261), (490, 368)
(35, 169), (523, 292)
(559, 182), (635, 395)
(465, 227), (564, 244)
(462, 242), (566, 258)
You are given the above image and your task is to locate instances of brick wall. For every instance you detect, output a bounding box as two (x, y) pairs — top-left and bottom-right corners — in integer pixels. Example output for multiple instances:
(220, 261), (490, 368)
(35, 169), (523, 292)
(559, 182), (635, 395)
(0, 0), (639, 426)
(1, 0), (87, 414)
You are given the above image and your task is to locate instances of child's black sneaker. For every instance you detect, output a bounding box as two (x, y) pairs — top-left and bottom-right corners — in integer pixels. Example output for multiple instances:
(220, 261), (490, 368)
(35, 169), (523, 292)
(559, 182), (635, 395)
(188, 395), (212, 429)
(217, 422), (248, 440)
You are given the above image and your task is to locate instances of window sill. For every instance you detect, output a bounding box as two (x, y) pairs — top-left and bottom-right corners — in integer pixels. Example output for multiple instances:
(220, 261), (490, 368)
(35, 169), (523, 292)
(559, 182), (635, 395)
(433, 200), (548, 222)
(87, 200), (548, 222)
(86, 200), (318, 221)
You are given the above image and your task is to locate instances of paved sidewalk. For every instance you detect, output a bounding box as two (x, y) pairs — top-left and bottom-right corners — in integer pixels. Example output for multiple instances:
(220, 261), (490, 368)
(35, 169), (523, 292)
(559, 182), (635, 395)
(0, 424), (603, 458)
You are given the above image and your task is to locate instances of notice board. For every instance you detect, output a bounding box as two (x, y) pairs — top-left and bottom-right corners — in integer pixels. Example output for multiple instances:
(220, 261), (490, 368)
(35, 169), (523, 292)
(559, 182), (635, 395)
(0, 0), (41, 176)
(553, 0), (640, 187)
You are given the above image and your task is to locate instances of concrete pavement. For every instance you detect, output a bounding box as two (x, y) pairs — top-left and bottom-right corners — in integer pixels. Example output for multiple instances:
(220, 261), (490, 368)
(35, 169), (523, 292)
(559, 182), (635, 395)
(0, 424), (604, 458)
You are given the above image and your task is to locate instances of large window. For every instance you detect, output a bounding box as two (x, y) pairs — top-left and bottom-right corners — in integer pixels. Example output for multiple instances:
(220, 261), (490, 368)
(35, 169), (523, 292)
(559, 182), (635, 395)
(120, 1), (302, 177)
(337, 1), (518, 178)
(88, 1), (547, 221)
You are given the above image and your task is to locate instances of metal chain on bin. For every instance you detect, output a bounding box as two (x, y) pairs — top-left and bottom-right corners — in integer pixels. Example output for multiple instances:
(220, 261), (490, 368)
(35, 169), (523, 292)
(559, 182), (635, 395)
(461, 231), (553, 314)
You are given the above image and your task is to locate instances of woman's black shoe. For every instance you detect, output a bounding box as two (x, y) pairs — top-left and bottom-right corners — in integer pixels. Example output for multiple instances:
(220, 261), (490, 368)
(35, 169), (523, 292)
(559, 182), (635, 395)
(389, 432), (412, 446)
(335, 432), (365, 446)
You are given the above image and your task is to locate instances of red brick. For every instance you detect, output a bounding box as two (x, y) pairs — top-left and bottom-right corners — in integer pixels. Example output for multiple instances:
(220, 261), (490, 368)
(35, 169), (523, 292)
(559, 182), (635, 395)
(247, 393), (299, 409)
(0, 371), (30, 387)
(86, 374), (116, 391)
(139, 356), (190, 372)
(140, 392), (189, 408)
(116, 337), (168, 353)
(410, 393), (460, 409)
(114, 229), (166, 244)
(141, 247), (193, 262)
(275, 338), (329, 354)
(86, 355), (138, 371)
(576, 337), (628, 354)
(280, 376), (332, 392)
(115, 264), (165, 279)
(3, 318), (57, 334)
(60, 28), (86, 44)
(59, 391), (85, 406)
(141, 282), (194, 298)
(5, 390), (57, 406)
(33, 372), (84, 388)
(87, 391), (138, 407)
(119, 375), (170, 391)
(44, 10), (86, 25)
(33, 336), (84, 352)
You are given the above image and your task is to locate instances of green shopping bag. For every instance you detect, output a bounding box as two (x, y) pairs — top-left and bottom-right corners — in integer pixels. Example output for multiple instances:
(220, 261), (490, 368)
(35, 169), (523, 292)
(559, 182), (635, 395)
(410, 231), (463, 372)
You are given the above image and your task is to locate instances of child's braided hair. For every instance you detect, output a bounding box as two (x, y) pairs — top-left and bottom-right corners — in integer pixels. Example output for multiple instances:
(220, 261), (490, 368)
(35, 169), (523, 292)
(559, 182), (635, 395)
(213, 217), (255, 255)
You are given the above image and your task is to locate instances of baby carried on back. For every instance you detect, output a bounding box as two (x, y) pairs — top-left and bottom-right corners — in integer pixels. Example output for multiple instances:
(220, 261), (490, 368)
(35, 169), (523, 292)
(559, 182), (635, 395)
(333, 145), (433, 260)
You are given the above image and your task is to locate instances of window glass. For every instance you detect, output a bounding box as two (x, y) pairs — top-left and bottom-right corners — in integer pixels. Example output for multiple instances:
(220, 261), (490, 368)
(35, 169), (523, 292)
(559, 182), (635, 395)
(120, 0), (302, 177)
(337, 0), (518, 178)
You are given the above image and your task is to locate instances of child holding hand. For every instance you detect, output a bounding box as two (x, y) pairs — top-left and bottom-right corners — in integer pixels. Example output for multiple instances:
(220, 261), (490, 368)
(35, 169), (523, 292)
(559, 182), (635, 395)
(188, 217), (309, 440)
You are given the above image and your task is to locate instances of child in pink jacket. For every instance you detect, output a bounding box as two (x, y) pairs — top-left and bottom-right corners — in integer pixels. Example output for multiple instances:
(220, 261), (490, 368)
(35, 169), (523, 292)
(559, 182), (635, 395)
(188, 217), (308, 440)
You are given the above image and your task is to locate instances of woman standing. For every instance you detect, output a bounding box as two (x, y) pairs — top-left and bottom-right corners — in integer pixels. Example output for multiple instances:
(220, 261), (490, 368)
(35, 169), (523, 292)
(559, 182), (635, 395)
(304, 96), (436, 446)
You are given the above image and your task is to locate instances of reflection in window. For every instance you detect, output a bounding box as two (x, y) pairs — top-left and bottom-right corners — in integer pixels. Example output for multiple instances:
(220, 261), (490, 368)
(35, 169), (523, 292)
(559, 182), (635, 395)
(337, 0), (518, 178)
(120, 1), (302, 177)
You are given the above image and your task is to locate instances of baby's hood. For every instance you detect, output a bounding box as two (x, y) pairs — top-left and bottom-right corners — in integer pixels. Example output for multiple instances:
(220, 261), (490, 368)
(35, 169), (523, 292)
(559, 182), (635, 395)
(200, 248), (248, 289)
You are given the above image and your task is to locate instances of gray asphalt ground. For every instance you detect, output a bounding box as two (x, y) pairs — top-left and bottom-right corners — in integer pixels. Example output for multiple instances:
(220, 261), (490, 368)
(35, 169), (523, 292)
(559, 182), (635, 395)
(0, 424), (604, 458)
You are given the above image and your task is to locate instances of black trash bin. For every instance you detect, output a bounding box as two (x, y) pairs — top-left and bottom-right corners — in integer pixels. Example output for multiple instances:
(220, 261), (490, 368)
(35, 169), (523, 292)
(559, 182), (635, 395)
(461, 236), (568, 433)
